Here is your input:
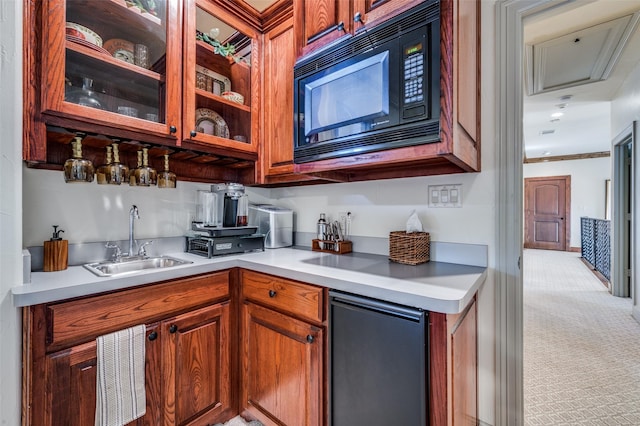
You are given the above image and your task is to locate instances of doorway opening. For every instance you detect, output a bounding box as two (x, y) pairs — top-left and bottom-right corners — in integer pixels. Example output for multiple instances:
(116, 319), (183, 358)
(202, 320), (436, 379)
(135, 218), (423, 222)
(612, 125), (635, 298)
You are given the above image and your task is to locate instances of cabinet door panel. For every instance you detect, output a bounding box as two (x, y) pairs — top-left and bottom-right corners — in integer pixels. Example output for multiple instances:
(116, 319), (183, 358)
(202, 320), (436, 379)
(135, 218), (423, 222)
(263, 19), (295, 176)
(294, 0), (351, 57)
(45, 326), (161, 426)
(164, 302), (233, 425)
(46, 341), (97, 426)
(242, 302), (323, 426)
(352, 0), (422, 29)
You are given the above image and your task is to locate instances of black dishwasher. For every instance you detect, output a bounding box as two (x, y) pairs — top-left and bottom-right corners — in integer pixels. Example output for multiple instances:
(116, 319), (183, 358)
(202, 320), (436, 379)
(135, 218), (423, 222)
(329, 290), (428, 426)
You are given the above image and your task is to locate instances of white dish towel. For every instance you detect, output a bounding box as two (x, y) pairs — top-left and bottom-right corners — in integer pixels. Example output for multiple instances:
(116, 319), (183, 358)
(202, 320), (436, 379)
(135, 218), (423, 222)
(95, 324), (146, 426)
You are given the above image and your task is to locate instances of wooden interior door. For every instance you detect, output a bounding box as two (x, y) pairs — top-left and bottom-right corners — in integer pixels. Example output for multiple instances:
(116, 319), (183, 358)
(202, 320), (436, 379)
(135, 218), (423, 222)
(524, 176), (571, 250)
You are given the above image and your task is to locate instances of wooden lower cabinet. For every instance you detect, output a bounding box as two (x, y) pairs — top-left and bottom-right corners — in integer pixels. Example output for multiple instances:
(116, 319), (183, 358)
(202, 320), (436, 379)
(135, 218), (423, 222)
(23, 268), (477, 426)
(44, 323), (163, 426)
(23, 271), (234, 426)
(241, 302), (324, 426)
(240, 270), (326, 426)
(429, 298), (478, 426)
(163, 303), (233, 425)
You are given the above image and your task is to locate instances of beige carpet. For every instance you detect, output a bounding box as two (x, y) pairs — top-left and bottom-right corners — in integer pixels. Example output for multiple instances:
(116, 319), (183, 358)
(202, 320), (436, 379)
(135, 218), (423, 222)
(524, 249), (640, 425)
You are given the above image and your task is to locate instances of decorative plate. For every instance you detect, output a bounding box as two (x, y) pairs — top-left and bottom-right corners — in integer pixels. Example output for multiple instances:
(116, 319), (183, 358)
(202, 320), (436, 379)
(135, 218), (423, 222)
(65, 22), (103, 47)
(66, 35), (111, 56)
(195, 64), (231, 95)
(195, 108), (229, 138)
(103, 38), (135, 64)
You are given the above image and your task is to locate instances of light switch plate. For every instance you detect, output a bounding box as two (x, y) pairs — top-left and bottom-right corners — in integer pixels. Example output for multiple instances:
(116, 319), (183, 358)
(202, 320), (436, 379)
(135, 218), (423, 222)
(428, 184), (462, 208)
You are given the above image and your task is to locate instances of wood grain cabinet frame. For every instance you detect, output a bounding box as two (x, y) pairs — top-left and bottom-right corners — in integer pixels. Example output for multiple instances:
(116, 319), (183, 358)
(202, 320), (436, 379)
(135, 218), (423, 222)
(22, 271), (234, 426)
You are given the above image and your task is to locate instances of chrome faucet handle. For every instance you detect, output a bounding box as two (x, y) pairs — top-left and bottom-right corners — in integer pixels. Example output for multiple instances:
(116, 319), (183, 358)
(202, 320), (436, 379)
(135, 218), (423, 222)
(138, 240), (153, 257)
(105, 242), (122, 261)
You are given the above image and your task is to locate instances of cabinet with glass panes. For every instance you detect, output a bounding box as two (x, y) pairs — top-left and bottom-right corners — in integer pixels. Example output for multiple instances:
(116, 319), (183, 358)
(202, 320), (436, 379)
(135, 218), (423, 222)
(182, 0), (260, 157)
(25, 0), (263, 184)
(36, 0), (182, 144)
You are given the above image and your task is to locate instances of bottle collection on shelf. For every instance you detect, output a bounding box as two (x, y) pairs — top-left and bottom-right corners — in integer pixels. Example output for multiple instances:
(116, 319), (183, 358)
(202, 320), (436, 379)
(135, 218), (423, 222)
(63, 133), (176, 188)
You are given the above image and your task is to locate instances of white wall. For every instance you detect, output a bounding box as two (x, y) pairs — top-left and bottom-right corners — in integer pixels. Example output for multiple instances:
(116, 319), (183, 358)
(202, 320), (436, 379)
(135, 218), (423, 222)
(611, 60), (640, 322)
(0, 1), (23, 425)
(523, 157), (611, 248)
(18, 1), (498, 424)
(23, 168), (217, 247)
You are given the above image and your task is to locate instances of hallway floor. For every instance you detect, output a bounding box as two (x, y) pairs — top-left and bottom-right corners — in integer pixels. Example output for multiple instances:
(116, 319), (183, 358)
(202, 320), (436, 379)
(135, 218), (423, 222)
(524, 249), (640, 425)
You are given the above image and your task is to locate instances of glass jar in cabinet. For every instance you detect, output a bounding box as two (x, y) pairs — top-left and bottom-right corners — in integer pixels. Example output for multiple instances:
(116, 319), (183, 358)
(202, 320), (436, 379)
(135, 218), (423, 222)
(40, 0), (182, 138)
(182, 0), (260, 156)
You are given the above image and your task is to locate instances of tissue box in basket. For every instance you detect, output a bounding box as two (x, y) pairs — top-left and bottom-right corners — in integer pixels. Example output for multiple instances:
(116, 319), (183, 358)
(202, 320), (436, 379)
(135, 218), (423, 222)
(389, 231), (430, 265)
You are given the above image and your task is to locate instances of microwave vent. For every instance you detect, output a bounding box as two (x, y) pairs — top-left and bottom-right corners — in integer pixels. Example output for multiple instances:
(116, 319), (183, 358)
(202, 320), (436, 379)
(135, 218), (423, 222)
(295, 0), (440, 79)
(294, 121), (440, 163)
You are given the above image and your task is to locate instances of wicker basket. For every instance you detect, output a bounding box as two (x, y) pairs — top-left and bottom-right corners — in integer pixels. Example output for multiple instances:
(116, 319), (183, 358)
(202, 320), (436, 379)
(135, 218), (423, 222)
(389, 231), (430, 265)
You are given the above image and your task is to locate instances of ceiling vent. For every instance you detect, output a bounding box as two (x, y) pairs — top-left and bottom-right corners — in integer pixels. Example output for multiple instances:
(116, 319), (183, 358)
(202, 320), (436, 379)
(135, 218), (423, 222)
(525, 12), (640, 95)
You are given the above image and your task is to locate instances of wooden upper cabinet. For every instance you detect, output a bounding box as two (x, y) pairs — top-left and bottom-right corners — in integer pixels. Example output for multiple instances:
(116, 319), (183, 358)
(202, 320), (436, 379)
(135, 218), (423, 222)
(261, 13), (323, 185)
(24, 0), (259, 184)
(36, 0), (182, 148)
(293, 0), (352, 58)
(293, 0), (420, 59)
(182, 0), (261, 159)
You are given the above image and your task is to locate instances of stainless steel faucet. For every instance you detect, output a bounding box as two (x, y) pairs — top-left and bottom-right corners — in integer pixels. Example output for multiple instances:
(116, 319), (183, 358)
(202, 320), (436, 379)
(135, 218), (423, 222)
(129, 205), (139, 256)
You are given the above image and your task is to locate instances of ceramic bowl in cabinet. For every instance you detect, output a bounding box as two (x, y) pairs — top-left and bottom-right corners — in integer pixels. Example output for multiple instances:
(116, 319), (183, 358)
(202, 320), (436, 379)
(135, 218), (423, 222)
(65, 22), (103, 47)
(222, 91), (244, 105)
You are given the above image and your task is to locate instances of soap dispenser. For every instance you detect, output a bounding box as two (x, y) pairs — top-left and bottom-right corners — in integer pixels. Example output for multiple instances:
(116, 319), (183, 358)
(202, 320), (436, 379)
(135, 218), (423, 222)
(43, 225), (68, 272)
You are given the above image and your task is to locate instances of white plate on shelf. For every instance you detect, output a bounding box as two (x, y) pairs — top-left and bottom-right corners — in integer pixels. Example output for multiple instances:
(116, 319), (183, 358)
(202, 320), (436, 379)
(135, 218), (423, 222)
(195, 108), (229, 138)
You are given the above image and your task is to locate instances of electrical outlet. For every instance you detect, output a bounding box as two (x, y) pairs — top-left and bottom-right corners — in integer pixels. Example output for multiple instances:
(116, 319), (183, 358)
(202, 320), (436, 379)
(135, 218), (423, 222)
(428, 184), (462, 208)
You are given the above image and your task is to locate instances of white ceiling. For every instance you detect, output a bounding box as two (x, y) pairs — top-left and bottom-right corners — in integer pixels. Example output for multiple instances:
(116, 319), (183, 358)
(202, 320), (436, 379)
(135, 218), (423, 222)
(523, 0), (640, 159)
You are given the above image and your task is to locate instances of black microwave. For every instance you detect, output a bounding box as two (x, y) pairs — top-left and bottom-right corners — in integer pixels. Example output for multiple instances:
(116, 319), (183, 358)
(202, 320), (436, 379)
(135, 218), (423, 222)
(293, 0), (440, 164)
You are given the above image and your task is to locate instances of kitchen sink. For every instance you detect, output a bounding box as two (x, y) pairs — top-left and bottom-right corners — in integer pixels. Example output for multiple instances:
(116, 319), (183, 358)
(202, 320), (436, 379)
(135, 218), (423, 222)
(83, 256), (193, 277)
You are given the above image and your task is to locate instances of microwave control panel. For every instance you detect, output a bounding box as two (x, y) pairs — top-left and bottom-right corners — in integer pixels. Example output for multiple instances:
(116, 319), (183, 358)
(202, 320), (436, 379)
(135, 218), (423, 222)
(403, 42), (424, 104)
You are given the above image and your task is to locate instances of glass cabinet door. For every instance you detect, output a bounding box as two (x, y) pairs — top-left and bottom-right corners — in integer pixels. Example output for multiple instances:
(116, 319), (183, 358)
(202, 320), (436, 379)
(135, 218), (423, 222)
(183, 0), (259, 154)
(42, 0), (181, 136)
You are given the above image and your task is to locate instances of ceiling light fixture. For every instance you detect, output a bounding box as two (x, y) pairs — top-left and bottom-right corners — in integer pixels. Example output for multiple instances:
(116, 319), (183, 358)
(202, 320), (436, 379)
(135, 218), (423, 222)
(559, 95), (573, 101)
(555, 103), (568, 109)
(551, 112), (564, 118)
(543, 151), (552, 156)
(550, 118), (560, 123)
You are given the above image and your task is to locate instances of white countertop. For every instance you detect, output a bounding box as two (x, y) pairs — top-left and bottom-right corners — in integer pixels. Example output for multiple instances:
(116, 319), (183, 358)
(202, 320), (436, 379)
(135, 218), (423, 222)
(12, 248), (487, 314)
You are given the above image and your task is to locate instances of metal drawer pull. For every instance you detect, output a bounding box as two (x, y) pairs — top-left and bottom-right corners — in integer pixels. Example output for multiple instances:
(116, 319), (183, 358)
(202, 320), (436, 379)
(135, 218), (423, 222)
(148, 331), (158, 341)
(269, 290), (277, 298)
(306, 335), (314, 343)
(169, 324), (178, 333)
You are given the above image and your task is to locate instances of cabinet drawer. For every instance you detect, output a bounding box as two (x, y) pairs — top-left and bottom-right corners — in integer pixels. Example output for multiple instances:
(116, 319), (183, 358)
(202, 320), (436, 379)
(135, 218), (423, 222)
(46, 271), (230, 351)
(241, 270), (325, 323)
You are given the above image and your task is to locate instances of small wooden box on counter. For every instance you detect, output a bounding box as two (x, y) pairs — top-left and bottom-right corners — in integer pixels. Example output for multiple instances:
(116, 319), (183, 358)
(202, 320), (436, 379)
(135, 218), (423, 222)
(389, 231), (430, 265)
(312, 239), (352, 254)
